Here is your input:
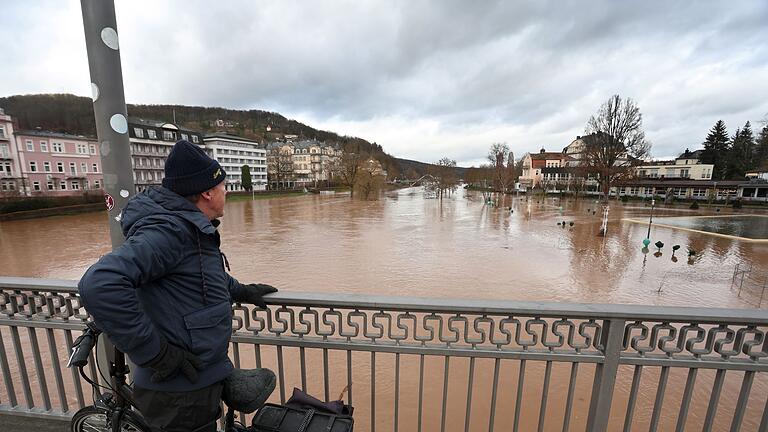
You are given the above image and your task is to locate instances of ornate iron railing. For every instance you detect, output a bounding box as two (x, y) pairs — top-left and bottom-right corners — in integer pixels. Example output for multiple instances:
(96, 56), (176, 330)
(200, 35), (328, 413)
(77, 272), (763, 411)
(0, 277), (767, 431)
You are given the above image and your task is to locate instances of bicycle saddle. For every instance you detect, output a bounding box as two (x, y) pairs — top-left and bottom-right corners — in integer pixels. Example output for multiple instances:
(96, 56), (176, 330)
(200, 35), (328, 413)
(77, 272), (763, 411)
(222, 368), (276, 414)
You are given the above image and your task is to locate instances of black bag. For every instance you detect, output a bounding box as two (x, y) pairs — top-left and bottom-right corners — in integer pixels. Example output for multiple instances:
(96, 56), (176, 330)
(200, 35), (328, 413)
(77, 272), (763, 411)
(251, 388), (353, 432)
(250, 403), (353, 432)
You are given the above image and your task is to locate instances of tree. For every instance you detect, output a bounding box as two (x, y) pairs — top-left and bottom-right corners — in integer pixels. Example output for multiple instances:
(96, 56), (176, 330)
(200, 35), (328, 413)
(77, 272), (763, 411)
(487, 143), (516, 193)
(240, 165), (252, 191)
(728, 121), (756, 178)
(431, 157), (458, 200)
(756, 123), (768, 170)
(700, 120), (730, 180)
(582, 94), (650, 198)
(333, 151), (367, 198)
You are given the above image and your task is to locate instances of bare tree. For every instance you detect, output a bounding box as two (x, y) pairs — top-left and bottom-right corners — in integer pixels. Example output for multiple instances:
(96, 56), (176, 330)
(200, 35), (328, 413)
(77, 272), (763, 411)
(582, 95), (651, 198)
(487, 143), (516, 193)
(267, 147), (295, 190)
(431, 157), (458, 200)
(333, 151), (367, 198)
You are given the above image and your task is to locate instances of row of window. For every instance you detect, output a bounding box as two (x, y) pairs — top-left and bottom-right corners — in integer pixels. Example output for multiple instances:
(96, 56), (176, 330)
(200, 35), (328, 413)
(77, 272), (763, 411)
(31, 179), (101, 192)
(219, 157), (267, 164)
(28, 161), (99, 174)
(133, 170), (163, 183)
(133, 128), (199, 143)
(217, 148), (264, 157)
(24, 140), (97, 155)
(131, 143), (172, 155)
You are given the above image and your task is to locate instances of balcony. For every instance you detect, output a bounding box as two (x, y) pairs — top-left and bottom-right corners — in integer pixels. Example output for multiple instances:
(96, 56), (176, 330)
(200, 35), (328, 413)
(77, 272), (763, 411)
(0, 277), (765, 431)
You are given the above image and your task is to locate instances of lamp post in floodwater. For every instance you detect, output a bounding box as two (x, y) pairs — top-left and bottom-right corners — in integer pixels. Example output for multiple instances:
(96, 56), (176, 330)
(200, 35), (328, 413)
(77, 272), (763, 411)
(646, 198), (656, 240)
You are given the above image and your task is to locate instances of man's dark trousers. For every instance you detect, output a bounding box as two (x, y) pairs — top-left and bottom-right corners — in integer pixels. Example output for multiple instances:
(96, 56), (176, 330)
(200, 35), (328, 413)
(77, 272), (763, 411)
(133, 381), (224, 432)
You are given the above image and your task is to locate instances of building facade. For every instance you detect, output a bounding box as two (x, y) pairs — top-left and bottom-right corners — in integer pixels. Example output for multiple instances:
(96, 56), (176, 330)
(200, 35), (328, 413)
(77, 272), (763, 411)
(13, 130), (103, 196)
(636, 149), (713, 180)
(267, 139), (342, 188)
(519, 149), (574, 189)
(0, 108), (23, 195)
(203, 133), (267, 191)
(128, 118), (203, 192)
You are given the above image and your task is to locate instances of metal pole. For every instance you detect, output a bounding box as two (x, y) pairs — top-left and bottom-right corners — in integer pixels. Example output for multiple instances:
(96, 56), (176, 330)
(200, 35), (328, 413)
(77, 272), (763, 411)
(81, 0), (135, 378)
(646, 198), (655, 239)
(81, 0), (135, 249)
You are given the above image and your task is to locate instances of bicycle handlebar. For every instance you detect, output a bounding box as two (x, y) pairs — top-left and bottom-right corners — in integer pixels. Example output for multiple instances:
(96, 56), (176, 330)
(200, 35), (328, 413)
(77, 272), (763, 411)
(68, 322), (102, 368)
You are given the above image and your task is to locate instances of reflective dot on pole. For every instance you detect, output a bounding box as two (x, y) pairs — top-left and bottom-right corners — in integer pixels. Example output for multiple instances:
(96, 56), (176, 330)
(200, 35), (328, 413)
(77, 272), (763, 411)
(91, 83), (99, 102)
(110, 114), (128, 134)
(101, 27), (119, 50)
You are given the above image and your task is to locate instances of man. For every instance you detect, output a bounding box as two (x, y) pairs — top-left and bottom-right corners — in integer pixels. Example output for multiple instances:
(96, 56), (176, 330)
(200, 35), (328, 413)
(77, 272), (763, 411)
(79, 140), (277, 431)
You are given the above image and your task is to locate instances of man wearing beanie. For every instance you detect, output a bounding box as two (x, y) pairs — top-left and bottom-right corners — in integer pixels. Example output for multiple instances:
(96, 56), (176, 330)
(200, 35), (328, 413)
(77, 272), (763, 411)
(78, 140), (277, 431)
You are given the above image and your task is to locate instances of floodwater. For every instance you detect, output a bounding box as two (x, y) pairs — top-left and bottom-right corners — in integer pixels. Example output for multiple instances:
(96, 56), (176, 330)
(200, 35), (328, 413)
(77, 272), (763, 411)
(1, 187), (767, 431)
(646, 214), (768, 240)
(2, 187), (767, 307)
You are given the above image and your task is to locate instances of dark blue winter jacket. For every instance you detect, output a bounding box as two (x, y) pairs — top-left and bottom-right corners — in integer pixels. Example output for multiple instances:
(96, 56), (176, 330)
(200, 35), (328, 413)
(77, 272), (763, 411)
(78, 186), (245, 392)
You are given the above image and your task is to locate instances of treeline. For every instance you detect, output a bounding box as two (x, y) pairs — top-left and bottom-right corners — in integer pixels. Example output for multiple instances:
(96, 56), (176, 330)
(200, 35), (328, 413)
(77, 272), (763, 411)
(0, 93), (456, 179)
(701, 119), (768, 180)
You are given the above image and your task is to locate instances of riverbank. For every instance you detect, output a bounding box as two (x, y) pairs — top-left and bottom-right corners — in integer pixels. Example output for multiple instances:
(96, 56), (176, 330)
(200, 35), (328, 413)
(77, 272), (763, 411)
(0, 202), (105, 221)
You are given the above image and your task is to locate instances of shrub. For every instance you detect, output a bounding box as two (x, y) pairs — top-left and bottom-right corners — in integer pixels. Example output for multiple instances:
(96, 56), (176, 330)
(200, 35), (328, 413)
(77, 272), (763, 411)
(690, 201), (699, 210)
(732, 200), (743, 209)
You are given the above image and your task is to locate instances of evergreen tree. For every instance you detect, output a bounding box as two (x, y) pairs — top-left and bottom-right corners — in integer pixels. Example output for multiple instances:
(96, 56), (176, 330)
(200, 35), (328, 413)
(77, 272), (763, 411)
(728, 122), (756, 178)
(756, 124), (768, 170)
(241, 165), (252, 191)
(701, 120), (730, 180)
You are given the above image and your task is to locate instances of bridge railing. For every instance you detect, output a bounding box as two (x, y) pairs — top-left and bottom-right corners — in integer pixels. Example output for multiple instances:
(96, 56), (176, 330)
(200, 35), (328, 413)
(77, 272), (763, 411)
(0, 277), (767, 431)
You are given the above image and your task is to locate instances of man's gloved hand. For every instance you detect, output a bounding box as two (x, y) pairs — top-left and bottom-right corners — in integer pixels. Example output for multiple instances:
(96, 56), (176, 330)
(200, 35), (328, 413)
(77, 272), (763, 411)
(232, 283), (278, 308)
(144, 340), (203, 384)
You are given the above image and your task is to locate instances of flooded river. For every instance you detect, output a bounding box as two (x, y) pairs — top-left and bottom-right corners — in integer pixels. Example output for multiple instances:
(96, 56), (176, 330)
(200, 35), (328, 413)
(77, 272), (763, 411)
(1, 187), (767, 431)
(2, 187), (767, 308)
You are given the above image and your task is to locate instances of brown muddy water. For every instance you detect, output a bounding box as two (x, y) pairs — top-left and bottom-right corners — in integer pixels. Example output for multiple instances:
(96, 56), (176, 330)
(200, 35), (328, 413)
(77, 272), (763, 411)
(1, 187), (767, 431)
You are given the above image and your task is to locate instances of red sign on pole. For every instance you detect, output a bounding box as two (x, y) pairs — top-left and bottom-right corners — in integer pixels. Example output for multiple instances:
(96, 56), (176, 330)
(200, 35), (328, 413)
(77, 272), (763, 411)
(104, 193), (115, 211)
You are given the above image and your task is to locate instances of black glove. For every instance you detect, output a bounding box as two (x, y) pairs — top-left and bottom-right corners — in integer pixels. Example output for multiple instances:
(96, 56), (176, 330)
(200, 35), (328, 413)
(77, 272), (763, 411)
(232, 283), (278, 308)
(144, 340), (203, 384)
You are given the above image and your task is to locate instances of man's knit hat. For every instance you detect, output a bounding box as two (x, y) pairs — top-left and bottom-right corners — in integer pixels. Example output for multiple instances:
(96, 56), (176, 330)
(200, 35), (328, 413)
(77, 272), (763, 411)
(162, 140), (226, 196)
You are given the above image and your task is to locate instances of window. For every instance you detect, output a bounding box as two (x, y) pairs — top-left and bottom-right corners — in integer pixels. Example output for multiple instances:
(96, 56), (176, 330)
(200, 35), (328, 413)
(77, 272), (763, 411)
(57, 162), (64, 173)
(26, 140), (34, 151)
(1, 161), (12, 176)
(29, 161), (37, 172)
(47, 181), (54, 191)
(60, 180), (67, 190)
(147, 130), (157, 139)
(89, 144), (97, 155)
(92, 163), (99, 173)
(40, 141), (48, 152)
(71, 181), (79, 190)
(43, 161), (51, 172)
(94, 180), (100, 189)
(52, 142), (64, 153)
(680, 169), (690, 178)
(181, 133), (188, 141)
(69, 162), (77, 175)
(163, 131), (175, 141)
(32, 181), (40, 191)
(0, 126), (5, 138)
(134, 128), (144, 138)
(191, 135), (199, 143)
(81, 162), (88, 173)
(76, 143), (88, 154)
(84, 180), (89, 190)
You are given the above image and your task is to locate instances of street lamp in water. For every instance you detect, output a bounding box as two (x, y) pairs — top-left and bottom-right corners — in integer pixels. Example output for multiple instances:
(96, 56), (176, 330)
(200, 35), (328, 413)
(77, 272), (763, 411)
(646, 198), (655, 240)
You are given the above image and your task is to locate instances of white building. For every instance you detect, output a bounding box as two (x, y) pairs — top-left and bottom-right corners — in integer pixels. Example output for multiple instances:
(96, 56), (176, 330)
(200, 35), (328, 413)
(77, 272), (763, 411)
(203, 133), (267, 191)
(636, 149), (713, 180)
(128, 118), (204, 192)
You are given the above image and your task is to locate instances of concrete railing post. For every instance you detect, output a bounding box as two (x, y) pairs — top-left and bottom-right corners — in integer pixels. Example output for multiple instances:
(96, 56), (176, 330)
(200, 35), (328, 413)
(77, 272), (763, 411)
(586, 318), (626, 432)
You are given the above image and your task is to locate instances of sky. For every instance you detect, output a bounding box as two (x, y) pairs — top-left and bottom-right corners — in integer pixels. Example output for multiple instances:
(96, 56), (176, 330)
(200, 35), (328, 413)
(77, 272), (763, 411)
(1, 1), (767, 166)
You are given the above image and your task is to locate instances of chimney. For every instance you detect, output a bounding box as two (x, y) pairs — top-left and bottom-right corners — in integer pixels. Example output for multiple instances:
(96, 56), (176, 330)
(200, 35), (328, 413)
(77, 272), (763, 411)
(540, 148), (546, 154)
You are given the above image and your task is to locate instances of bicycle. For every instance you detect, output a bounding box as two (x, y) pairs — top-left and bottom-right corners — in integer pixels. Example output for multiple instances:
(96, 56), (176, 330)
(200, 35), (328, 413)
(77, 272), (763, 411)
(68, 323), (277, 432)
(67, 322), (150, 432)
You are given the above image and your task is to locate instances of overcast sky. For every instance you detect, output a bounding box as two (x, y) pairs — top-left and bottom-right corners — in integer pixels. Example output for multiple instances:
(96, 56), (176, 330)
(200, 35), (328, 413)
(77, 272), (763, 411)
(2, 1), (767, 166)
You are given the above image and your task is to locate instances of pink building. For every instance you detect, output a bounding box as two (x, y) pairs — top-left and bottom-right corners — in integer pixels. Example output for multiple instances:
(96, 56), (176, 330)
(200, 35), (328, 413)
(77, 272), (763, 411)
(0, 108), (23, 195)
(14, 130), (103, 196)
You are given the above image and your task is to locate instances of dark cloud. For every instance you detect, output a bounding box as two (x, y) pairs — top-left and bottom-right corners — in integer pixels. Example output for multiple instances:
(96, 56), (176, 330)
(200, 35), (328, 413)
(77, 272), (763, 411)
(1, 0), (767, 165)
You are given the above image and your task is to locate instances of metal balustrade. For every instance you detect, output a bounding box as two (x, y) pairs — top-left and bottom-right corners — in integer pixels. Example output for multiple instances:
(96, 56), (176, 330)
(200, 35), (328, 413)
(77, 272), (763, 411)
(0, 276), (767, 431)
